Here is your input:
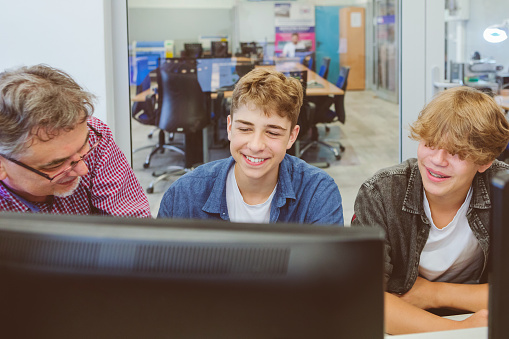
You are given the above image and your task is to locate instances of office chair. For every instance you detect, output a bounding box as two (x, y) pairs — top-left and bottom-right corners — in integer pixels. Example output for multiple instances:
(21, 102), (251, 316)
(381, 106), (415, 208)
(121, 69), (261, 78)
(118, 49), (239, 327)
(211, 41), (229, 57)
(132, 59), (198, 169)
(282, 71), (329, 167)
(131, 74), (166, 164)
(184, 43), (203, 58)
(301, 52), (315, 72)
(318, 57), (331, 81)
(146, 59), (210, 193)
(300, 66), (350, 161)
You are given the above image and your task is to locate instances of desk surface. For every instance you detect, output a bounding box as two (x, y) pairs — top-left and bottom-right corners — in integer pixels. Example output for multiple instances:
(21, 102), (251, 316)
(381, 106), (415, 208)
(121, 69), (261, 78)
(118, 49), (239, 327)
(495, 95), (509, 110)
(131, 63), (343, 102)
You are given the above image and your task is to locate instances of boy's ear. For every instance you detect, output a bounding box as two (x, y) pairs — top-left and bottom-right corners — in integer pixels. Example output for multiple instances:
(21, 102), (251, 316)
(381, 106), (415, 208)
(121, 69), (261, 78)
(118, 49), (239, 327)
(226, 115), (232, 141)
(286, 125), (300, 149)
(478, 161), (493, 174)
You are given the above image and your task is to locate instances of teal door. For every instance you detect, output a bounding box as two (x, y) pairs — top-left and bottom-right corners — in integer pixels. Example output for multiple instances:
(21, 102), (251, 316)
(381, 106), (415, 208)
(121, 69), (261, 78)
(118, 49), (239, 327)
(315, 6), (342, 83)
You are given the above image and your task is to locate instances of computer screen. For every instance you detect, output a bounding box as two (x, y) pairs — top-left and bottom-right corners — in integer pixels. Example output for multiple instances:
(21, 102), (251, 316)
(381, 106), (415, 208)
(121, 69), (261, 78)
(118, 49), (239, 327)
(489, 170), (509, 339)
(0, 213), (385, 339)
(197, 58), (254, 92)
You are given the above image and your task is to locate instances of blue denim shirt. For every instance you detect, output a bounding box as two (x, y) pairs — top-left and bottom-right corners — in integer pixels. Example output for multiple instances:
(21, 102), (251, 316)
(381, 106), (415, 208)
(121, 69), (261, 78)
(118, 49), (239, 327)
(158, 155), (344, 225)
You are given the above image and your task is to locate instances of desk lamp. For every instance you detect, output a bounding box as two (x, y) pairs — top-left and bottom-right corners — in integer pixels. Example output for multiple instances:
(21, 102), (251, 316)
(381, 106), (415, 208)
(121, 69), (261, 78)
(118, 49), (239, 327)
(483, 19), (509, 43)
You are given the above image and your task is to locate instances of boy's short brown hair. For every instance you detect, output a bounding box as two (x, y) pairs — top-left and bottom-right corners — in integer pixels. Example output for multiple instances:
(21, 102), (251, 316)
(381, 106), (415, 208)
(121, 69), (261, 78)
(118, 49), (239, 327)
(409, 86), (509, 165)
(230, 68), (303, 129)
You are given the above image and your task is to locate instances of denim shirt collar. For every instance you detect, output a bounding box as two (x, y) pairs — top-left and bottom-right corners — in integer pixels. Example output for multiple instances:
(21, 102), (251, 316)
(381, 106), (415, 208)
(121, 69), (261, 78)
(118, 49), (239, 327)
(201, 155), (297, 218)
(402, 160), (492, 216)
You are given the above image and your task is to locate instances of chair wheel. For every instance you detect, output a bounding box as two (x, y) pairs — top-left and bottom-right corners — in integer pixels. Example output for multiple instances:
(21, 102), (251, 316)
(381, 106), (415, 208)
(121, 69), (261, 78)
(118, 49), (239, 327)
(146, 187), (154, 194)
(335, 155), (342, 161)
(143, 163), (150, 169)
(340, 145), (346, 152)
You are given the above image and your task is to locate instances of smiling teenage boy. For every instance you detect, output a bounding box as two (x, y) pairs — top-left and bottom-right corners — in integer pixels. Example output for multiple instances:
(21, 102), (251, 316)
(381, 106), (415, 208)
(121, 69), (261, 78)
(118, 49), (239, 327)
(158, 68), (343, 224)
(352, 86), (509, 334)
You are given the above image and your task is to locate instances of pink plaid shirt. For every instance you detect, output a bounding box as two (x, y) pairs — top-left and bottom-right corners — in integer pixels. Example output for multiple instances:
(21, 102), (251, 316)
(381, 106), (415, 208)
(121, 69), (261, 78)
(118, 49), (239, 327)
(0, 117), (151, 218)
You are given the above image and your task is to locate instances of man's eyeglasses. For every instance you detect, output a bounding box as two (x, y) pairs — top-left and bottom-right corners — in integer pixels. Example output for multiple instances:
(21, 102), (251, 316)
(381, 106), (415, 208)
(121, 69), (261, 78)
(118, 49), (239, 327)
(0, 123), (103, 184)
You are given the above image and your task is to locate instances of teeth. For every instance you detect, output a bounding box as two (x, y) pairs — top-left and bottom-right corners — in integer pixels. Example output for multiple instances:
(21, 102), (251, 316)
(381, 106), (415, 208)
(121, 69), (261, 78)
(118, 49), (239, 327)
(246, 155), (264, 163)
(429, 169), (446, 178)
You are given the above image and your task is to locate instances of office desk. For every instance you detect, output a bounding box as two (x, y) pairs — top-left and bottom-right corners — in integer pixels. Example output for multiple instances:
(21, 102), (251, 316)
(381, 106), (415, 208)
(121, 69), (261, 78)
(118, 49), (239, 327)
(495, 95), (509, 110)
(131, 64), (343, 102)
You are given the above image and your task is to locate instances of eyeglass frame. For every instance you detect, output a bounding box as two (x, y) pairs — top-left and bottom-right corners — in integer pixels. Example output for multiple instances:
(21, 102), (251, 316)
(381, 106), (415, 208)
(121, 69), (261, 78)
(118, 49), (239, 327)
(0, 123), (103, 182)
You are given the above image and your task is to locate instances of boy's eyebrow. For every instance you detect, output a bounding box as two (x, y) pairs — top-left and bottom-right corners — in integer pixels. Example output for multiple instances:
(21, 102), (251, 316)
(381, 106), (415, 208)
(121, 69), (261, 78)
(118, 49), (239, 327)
(234, 119), (287, 131)
(266, 124), (287, 131)
(39, 131), (91, 168)
(234, 119), (254, 126)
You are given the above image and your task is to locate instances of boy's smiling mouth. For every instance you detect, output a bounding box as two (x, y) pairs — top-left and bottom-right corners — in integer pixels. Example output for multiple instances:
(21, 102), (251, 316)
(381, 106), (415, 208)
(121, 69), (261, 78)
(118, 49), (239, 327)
(244, 155), (267, 164)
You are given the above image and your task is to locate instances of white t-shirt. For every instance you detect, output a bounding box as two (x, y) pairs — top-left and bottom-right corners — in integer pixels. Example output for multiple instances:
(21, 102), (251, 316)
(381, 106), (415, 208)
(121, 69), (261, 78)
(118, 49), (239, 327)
(282, 41), (306, 57)
(419, 187), (484, 283)
(225, 165), (276, 223)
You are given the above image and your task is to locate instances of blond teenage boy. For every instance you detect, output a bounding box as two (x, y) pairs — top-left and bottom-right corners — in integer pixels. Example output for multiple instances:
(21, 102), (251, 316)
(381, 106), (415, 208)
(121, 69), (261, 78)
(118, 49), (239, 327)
(158, 68), (343, 224)
(352, 86), (509, 334)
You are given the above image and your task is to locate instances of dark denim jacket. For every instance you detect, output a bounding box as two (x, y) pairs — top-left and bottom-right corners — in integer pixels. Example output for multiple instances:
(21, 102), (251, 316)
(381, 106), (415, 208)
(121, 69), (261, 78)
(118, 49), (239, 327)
(157, 155), (344, 225)
(352, 158), (509, 294)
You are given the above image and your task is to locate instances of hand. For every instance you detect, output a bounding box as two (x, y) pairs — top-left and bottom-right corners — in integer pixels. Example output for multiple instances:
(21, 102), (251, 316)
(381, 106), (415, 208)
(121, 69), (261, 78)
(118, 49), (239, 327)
(396, 276), (438, 310)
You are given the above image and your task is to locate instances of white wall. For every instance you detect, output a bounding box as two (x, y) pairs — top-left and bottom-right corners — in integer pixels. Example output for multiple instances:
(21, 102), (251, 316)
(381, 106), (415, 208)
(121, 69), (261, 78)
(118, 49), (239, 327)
(399, 0), (445, 161)
(465, 0), (509, 72)
(0, 0), (131, 160)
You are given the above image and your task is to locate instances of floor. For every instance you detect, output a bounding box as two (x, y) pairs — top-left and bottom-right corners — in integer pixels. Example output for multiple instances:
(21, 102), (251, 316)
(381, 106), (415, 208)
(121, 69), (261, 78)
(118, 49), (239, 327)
(131, 90), (399, 224)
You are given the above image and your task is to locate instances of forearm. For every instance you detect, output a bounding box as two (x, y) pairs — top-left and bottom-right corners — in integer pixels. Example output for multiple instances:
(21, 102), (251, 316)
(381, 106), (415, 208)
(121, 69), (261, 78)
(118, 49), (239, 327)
(434, 282), (488, 312)
(385, 292), (466, 335)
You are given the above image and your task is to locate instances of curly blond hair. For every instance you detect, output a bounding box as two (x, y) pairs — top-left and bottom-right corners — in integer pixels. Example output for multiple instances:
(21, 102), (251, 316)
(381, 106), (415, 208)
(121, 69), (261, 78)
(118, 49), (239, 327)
(230, 68), (303, 129)
(409, 86), (509, 165)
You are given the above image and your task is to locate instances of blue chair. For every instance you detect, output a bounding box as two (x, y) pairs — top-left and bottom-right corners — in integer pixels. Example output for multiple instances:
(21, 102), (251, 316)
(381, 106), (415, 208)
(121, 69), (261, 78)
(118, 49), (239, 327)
(318, 57), (331, 81)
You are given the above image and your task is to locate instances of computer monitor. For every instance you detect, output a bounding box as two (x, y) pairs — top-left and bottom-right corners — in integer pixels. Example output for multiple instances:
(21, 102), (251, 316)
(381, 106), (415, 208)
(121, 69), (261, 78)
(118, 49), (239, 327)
(210, 41), (229, 58)
(489, 170), (509, 339)
(0, 213), (385, 338)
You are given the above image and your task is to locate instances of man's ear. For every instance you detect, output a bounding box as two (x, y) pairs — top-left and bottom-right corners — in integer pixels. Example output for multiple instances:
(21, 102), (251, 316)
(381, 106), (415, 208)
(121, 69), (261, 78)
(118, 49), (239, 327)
(0, 157), (8, 180)
(286, 125), (300, 149)
(478, 161), (493, 174)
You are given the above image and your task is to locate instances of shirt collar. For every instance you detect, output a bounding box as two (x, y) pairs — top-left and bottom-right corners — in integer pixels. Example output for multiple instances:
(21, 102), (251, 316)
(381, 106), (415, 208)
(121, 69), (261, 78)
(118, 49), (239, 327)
(202, 157), (235, 215)
(201, 155), (297, 215)
(0, 181), (39, 212)
(273, 154), (297, 208)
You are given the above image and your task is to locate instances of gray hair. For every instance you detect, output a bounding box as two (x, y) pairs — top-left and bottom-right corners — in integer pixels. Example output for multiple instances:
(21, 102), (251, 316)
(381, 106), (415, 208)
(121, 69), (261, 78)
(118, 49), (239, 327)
(0, 64), (95, 157)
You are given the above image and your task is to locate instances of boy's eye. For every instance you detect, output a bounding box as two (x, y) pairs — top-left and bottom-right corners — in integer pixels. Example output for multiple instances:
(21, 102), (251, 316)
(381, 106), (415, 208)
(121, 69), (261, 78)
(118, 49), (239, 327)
(238, 127), (250, 132)
(267, 131), (281, 136)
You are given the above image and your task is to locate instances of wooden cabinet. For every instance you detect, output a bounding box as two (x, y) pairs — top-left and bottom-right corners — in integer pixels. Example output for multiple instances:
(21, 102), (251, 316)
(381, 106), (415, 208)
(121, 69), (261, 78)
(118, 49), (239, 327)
(339, 7), (365, 90)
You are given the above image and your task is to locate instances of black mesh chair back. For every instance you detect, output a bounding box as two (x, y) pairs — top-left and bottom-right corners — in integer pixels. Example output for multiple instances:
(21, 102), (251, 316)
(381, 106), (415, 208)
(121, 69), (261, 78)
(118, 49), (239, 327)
(184, 43), (203, 58)
(156, 59), (210, 134)
(211, 41), (229, 57)
(283, 70), (312, 137)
